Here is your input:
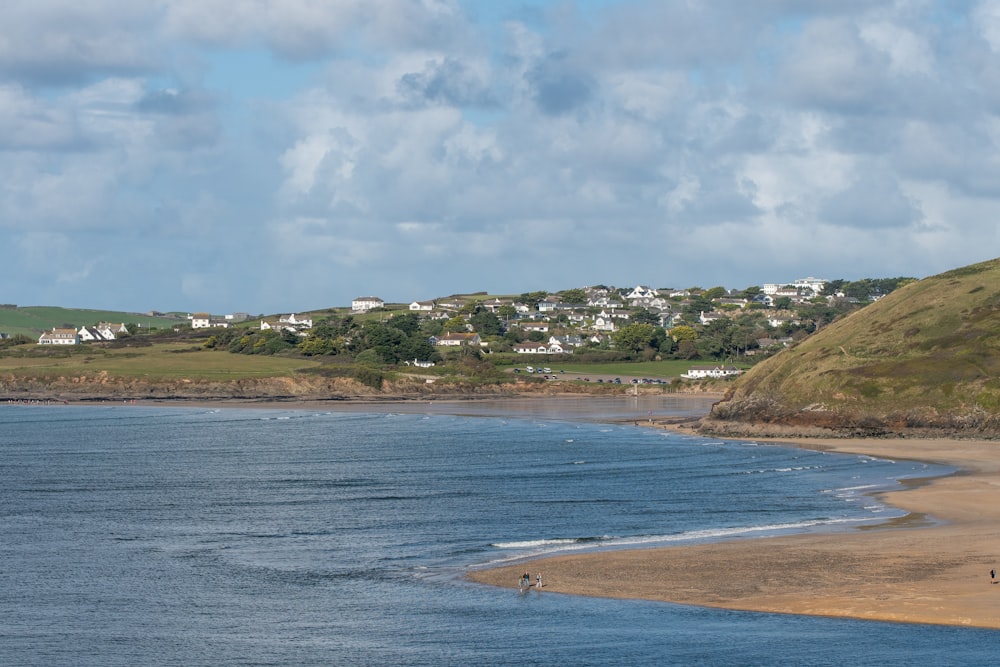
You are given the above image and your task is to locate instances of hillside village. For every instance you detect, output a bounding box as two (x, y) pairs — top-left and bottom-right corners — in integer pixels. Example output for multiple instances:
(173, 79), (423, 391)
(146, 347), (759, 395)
(19, 276), (911, 373)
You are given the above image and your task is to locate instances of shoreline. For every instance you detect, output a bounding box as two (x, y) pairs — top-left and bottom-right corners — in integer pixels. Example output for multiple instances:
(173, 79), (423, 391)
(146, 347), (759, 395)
(467, 422), (1000, 629)
(10, 394), (1000, 628)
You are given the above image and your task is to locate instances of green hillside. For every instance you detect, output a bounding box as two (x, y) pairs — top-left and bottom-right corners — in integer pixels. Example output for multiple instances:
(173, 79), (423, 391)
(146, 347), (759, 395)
(0, 306), (184, 338)
(710, 257), (1000, 434)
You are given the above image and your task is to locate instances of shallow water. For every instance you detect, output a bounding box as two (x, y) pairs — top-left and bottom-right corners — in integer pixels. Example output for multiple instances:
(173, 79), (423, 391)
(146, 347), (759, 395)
(1, 404), (995, 666)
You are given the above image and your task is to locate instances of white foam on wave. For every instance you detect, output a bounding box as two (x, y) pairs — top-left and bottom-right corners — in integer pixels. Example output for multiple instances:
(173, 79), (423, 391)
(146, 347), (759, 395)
(484, 517), (876, 565)
(492, 537), (595, 549)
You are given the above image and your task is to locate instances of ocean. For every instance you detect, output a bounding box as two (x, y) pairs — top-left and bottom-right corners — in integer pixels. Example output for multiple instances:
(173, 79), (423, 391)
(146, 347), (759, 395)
(1, 399), (996, 666)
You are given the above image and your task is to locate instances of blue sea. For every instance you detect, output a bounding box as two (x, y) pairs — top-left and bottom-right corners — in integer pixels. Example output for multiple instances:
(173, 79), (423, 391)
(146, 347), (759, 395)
(1, 398), (997, 666)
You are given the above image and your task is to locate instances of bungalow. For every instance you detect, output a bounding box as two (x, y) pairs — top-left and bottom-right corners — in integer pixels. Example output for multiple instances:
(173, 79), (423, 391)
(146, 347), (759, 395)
(514, 342), (550, 354)
(352, 296), (385, 312)
(435, 297), (466, 311)
(38, 328), (79, 345)
(513, 341), (569, 354)
(409, 301), (435, 312)
(714, 298), (748, 309)
(518, 322), (550, 333)
(433, 333), (482, 347)
(681, 365), (741, 379)
(403, 358), (436, 368)
(698, 311), (727, 325)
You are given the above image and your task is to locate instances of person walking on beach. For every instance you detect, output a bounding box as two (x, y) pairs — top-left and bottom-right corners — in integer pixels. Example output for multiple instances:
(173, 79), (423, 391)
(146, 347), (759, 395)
(991, 568), (995, 583)
(536, 573), (542, 589)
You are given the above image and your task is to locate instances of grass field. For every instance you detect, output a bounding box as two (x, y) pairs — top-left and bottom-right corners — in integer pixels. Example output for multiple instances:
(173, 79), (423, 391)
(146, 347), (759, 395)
(0, 306), (184, 338)
(0, 343), (319, 380)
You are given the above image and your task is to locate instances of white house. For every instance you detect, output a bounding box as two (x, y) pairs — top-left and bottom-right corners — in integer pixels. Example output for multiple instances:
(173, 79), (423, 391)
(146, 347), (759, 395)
(699, 311), (727, 325)
(279, 313), (312, 328)
(763, 277), (827, 298)
(261, 317), (310, 335)
(352, 296), (385, 312)
(433, 333), (482, 347)
(681, 365), (741, 379)
(38, 328), (79, 345)
(190, 313), (229, 329)
(409, 301), (435, 311)
(549, 335), (583, 348)
(593, 309), (628, 332)
(537, 297), (560, 313)
(625, 285), (659, 305)
(77, 326), (113, 342)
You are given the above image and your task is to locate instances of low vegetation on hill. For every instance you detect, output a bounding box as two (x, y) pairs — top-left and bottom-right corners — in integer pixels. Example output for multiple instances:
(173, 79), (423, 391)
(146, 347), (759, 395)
(706, 258), (1000, 436)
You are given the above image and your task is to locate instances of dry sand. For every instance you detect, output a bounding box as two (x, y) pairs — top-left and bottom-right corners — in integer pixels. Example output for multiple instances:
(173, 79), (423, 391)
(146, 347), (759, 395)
(468, 435), (1000, 629)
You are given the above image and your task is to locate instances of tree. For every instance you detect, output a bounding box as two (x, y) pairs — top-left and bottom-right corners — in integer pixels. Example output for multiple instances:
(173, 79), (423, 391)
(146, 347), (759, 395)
(670, 325), (698, 342)
(773, 296), (793, 310)
(518, 291), (548, 307)
(443, 315), (467, 333)
(681, 295), (715, 323)
(630, 308), (661, 325)
(498, 304), (517, 322)
(677, 339), (699, 359)
(470, 308), (503, 336)
(612, 323), (660, 354)
(388, 312), (421, 336)
(558, 288), (588, 304)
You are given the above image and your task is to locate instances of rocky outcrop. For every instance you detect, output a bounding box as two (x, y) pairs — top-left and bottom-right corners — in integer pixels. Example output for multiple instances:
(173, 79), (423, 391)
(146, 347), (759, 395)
(0, 372), (667, 404)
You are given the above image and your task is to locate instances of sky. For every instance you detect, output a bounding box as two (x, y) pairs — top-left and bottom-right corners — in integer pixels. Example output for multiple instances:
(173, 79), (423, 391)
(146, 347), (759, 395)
(3, 0), (1000, 314)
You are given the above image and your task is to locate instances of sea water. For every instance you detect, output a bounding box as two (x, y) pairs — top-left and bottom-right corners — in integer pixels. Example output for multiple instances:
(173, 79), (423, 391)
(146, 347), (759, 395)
(0, 403), (996, 666)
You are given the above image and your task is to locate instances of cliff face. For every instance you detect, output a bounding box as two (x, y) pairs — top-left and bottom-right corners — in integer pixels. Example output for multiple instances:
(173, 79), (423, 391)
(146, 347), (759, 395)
(705, 258), (1000, 437)
(0, 373), (658, 403)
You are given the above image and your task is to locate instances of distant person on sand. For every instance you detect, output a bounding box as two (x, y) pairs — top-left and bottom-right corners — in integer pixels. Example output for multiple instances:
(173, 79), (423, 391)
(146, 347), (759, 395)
(991, 568), (995, 583)
(536, 573), (542, 589)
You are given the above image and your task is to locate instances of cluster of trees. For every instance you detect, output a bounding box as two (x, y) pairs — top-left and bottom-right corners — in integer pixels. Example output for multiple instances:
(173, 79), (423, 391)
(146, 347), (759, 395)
(821, 277), (915, 301)
(204, 312), (443, 366)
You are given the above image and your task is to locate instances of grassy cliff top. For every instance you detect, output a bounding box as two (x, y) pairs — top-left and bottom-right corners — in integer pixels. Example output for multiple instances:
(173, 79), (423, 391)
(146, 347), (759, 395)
(711, 257), (1000, 433)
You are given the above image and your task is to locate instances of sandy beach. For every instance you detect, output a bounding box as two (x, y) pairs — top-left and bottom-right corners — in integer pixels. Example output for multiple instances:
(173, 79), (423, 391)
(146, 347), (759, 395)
(468, 434), (1000, 629)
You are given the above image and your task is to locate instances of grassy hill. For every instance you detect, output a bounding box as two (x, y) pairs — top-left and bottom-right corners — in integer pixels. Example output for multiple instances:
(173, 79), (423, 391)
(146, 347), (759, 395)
(0, 306), (185, 338)
(709, 257), (1000, 435)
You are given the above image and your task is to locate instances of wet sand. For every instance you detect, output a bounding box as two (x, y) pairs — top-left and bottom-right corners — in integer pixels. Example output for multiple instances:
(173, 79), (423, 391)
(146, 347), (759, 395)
(468, 435), (1000, 628)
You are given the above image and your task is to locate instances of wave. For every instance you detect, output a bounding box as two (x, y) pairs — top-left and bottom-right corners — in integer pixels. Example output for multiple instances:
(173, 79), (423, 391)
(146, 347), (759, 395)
(485, 517), (879, 562)
(491, 536), (610, 549)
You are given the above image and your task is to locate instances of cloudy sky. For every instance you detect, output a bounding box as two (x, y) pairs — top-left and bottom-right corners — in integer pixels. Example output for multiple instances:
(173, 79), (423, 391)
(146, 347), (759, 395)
(3, 0), (999, 314)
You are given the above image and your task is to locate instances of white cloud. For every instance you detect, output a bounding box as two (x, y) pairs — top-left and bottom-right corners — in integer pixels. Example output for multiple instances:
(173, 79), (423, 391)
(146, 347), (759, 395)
(0, 1), (159, 82)
(859, 20), (935, 76)
(2, 1), (1000, 312)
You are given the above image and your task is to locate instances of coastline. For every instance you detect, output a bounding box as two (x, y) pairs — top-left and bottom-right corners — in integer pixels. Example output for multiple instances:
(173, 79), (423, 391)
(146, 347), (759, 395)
(467, 425), (1000, 629)
(11, 393), (1000, 628)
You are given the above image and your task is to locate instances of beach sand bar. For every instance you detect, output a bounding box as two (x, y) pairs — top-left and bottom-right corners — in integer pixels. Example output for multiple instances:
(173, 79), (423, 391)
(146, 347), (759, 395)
(468, 436), (1000, 629)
